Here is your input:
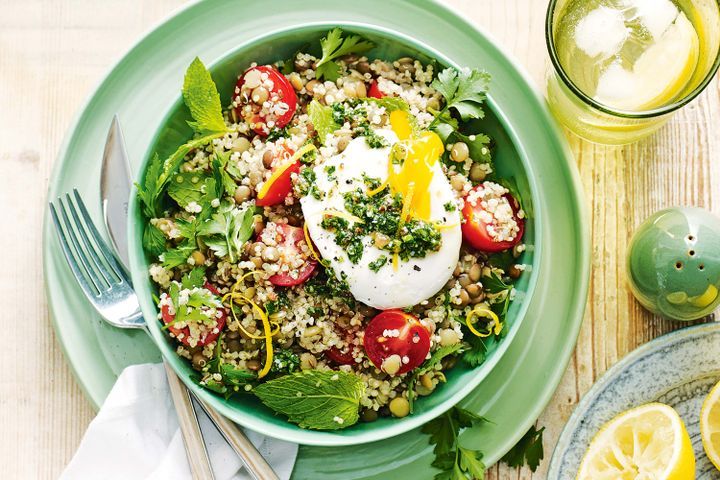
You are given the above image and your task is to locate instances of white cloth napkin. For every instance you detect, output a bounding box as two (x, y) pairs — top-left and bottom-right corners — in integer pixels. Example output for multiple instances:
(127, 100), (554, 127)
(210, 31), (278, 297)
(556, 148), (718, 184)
(60, 363), (298, 480)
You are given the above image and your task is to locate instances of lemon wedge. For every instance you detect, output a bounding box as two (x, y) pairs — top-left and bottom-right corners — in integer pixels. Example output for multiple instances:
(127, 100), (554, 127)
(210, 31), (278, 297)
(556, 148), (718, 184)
(701, 380), (720, 472)
(595, 12), (700, 111)
(577, 403), (695, 480)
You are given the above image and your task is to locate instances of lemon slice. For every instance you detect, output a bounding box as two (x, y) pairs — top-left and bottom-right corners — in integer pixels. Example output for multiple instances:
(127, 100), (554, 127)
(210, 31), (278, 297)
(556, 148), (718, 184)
(595, 12), (700, 111)
(577, 403), (695, 480)
(701, 380), (720, 471)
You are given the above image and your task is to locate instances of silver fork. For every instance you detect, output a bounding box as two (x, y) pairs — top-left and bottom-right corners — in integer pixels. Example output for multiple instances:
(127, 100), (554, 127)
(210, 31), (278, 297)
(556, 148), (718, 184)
(49, 189), (215, 479)
(49, 189), (279, 480)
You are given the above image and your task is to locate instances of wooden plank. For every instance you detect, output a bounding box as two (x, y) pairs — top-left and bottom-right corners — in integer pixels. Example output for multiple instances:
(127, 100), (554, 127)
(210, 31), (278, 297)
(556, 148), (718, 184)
(0, 0), (717, 478)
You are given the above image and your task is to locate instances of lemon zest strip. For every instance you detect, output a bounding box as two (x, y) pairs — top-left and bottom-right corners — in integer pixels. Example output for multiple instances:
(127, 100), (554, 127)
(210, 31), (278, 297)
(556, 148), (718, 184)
(465, 306), (502, 338)
(303, 222), (322, 262)
(321, 209), (364, 224)
(257, 143), (317, 200)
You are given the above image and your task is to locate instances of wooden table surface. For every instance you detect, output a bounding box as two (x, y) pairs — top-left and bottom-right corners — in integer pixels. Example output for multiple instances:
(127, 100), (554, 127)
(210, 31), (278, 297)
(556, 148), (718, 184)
(2, 0), (718, 478)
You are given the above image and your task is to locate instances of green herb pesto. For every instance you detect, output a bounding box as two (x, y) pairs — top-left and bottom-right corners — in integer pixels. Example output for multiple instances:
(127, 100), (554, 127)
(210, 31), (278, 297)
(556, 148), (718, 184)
(368, 256), (388, 272)
(320, 175), (442, 265)
(296, 167), (323, 200)
(331, 103), (388, 149)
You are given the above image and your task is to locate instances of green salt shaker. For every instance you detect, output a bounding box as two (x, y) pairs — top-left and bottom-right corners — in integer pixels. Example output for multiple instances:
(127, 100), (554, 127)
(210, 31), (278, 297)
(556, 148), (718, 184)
(627, 207), (720, 321)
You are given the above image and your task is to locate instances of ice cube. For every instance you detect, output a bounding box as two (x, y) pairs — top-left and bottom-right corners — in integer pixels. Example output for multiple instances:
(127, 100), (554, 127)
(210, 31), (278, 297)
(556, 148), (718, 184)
(575, 6), (628, 58)
(629, 0), (679, 39)
(595, 61), (637, 106)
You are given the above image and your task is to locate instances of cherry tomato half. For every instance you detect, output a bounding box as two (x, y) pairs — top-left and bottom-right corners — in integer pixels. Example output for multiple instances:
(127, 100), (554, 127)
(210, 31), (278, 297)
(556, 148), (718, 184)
(161, 282), (226, 347)
(255, 145), (298, 207)
(461, 187), (525, 253)
(367, 80), (385, 99)
(363, 310), (430, 375)
(324, 327), (357, 365)
(266, 223), (318, 286)
(233, 65), (297, 136)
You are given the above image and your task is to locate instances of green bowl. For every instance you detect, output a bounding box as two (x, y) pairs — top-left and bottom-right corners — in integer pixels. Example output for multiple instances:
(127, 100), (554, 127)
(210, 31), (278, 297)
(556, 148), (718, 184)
(128, 24), (541, 446)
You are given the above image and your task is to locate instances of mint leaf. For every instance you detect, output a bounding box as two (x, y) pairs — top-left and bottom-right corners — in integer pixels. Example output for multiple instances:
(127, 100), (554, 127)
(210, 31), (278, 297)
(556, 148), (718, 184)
(308, 100), (340, 145)
(253, 370), (365, 430)
(167, 171), (214, 209)
(432, 67), (490, 121)
(315, 28), (374, 81)
(137, 58), (228, 219)
(364, 97), (410, 112)
(501, 425), (545, 472)
(183, 57), (227, 135)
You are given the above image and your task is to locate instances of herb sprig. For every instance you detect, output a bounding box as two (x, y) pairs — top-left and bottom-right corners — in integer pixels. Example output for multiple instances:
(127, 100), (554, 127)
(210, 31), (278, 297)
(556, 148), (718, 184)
(315, 28), (374, 81)
(422, 406), (489, 479)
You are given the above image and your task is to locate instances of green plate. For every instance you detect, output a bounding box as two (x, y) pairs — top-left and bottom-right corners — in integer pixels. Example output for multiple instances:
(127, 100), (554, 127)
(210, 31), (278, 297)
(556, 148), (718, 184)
(43, 0), (589, 476)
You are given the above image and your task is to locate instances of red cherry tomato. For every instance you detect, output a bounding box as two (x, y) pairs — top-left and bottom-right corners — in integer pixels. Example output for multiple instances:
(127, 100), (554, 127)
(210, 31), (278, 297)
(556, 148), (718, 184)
(255, 145), (298, 207)
(461, 187), (525, 253)
(367, 80), (385, 99)
(233, 65), (297, 136)
(266, 223), (318, 286)
(161, 283), (226, 347)
(325, 346), (356, 365)
(324, 327), (357, 365)
(363, 310), (430, 375)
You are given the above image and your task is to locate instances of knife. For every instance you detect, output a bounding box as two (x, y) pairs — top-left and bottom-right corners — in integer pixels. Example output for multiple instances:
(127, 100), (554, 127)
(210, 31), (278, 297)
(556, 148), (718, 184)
(100, 115), (215, 480)
(100, 116), (279, 480)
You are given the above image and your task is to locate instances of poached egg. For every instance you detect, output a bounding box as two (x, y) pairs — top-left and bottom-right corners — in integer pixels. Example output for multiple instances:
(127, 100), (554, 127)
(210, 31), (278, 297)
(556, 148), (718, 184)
(300, 114), (462, 309)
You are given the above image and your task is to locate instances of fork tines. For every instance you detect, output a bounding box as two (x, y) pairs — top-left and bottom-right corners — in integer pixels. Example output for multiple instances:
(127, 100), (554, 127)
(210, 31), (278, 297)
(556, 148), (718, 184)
(49, 189), (127, 297)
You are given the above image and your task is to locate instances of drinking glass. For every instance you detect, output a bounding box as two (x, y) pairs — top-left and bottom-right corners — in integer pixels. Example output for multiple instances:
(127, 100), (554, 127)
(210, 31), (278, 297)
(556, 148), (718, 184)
(545, 0), (720, 145)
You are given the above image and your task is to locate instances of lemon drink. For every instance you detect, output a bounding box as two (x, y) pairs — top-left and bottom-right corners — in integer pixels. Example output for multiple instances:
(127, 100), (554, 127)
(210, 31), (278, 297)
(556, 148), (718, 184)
(546, 0), (720, 145)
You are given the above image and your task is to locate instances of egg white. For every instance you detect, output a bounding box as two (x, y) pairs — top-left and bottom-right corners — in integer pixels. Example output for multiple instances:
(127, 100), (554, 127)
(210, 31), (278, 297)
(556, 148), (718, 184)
(300, 131), (462, 309)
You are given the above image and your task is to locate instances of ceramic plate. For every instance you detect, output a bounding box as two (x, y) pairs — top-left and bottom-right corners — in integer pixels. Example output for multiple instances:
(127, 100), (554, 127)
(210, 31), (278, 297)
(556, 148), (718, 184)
(43, 0), (589, 476)
(548, 323), (720, 479)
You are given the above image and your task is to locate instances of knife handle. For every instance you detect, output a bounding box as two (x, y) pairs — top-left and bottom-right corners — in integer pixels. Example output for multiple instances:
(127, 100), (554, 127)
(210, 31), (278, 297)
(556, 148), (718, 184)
(196, 397), (280, 480)
(164, 361), (215, 480)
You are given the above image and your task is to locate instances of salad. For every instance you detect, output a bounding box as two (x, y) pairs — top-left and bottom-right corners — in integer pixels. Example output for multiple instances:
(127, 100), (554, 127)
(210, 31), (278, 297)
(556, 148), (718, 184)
(137, 29), (527, 430)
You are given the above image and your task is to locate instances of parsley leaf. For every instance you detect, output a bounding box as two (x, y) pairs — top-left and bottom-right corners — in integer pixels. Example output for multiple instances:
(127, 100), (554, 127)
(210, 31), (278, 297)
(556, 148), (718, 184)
(143, 222), (166, 258)
(502, 425), (545, 472)
(212, 151), (237, 196)
(315, 28), (374, 81)
(422, 406), (490, 480)
(308, 100), (340, 145)
(182, 57), (227, 135)
(431, 67), (491, 122)
(137, 153), (164, 219)
(253, 370), (365, 430)
(181, 267), (206, 289)
(197, 207), (254, 262)
(462, 334), (487, 368)
(162, 244), (195, 268)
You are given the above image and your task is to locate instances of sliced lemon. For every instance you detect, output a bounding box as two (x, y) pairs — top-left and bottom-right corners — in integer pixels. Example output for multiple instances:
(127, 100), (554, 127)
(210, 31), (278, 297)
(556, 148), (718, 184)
(577, 403), (695, 480)
(595, 12), (700, 111)
(701, 380), (720, 471)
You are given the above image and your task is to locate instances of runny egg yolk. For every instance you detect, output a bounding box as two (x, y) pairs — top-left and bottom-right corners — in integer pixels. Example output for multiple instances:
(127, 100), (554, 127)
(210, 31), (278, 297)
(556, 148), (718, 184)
(387, 110), (444, 221)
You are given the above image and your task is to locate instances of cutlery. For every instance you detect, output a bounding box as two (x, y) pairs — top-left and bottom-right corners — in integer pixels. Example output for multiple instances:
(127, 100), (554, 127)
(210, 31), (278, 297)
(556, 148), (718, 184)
(99, 117), (279, 480)
(49, 190), (215, 480)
